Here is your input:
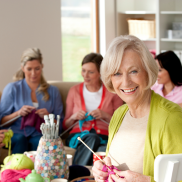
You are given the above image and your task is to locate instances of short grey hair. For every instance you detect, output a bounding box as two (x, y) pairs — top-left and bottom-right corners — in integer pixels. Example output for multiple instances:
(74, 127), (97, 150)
(100, 35), (158, 93)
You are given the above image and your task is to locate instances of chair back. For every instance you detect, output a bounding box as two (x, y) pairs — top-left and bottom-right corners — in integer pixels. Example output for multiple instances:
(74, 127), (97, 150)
(154, 154), (182, 182)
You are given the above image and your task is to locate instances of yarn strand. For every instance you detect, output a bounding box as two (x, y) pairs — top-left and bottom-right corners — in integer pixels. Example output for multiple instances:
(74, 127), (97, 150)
(2, 130), (13, 155)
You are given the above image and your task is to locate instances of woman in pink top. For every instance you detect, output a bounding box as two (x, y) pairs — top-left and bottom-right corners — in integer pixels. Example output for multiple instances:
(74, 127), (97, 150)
(151, 51), (182, 107)
(63, 53), (123, 166)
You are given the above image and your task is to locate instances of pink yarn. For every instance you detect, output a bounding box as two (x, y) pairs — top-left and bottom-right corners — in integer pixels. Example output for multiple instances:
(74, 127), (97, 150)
(0, 169), (31, 182)
(102, 165), (123, 182)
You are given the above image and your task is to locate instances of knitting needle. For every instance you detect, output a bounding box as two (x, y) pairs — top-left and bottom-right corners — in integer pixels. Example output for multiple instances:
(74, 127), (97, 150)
(0, 115), (21, 127)
(44, 115), (50, 125)
(52, 123), (55, 139)
(60, 115), (90, 137)
(44, 124), (47, 139)
(77, 137), (105, 162)
(49, 114), (54, 126)
(49, 114), (54, 139)
(100, 119), (109, 125)
(56, 115), (60, 138)
(59, 121), (79, 137)
(77, 137), (122, 178)
(40, 124), (45, 139)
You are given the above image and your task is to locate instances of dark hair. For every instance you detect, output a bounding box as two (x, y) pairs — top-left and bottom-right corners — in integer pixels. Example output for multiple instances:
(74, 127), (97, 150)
(81, 53), (103, 73)
(155, 51), (182, 86)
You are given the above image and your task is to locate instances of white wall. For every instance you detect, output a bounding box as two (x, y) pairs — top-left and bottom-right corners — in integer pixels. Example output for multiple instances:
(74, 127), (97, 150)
(99, 0), (116, 56)
(0, 0), (62, 91)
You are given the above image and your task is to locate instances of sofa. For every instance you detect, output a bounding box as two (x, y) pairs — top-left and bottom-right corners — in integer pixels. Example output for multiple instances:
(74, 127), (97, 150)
(0, 81), (80, 164)
(48, 81), (80, 114)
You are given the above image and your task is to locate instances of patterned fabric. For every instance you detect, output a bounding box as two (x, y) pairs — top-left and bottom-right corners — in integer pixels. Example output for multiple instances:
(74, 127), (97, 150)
(73, 179), (93, 182)
(72, 177), (94, 182)
(35, 137), (69, 180)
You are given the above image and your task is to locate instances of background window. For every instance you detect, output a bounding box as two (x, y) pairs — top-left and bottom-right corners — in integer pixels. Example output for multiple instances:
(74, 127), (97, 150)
(61, 0), (92, 82)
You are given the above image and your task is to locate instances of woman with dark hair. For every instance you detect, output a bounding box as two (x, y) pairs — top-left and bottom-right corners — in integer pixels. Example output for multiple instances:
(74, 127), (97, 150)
(63, 53), (123, 166)
(151, 51), (182, 107)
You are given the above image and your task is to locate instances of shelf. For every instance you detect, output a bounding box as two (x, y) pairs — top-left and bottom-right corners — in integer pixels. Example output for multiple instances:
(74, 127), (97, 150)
(161, 38), (182, 42)
(119, 11), (156, 15)
(116, 0), (182, 54)
(141, 38), (156, 41)
(161, 11), (182, 14)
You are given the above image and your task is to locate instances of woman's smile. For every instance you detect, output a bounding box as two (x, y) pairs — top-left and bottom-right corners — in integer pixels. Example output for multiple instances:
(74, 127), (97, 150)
(121, 86), (138, 95)
(84, 79), (90, 82)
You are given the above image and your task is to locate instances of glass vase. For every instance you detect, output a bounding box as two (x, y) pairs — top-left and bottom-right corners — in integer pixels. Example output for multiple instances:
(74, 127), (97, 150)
(35, 137), (69, 181)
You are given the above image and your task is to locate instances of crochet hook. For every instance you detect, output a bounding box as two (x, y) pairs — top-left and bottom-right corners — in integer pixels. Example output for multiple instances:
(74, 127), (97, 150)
(77, 137), (124, 178)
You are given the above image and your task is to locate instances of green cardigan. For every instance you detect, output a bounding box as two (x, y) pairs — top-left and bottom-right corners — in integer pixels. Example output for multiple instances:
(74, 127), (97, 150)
(106, 91), (182, 182)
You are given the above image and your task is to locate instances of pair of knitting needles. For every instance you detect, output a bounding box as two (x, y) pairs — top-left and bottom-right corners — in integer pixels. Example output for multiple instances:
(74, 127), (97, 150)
(77, 137), (123, 178)
(60, 119), (109, 137)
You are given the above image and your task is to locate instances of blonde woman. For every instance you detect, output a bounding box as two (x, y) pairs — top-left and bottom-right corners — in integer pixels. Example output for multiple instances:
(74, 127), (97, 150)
(0, 48), (64, 154)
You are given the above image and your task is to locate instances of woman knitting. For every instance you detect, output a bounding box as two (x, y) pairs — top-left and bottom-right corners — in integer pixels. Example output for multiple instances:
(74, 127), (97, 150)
(63, 53), (123, 166)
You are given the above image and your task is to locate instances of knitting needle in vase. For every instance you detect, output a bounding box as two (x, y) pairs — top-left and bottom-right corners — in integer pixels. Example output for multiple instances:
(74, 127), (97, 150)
(77, 137), (124, 178)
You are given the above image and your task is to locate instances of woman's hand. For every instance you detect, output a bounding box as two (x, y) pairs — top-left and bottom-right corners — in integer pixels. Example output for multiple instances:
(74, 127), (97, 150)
(18, 105), (35, 116)
(35, 108), (49, 118)
(88, 109), (111, 122)
(65, 110), (86, 128)
(109, 169), (150, 182)
(92, 157), (112, 182)
(88, 109), (105, 119)
(0, 130), (8, 148)
(71, 110), (86, 121)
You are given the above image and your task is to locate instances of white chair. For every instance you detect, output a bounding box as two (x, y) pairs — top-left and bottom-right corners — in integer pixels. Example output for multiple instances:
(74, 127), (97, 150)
(154, 154), (182, 182)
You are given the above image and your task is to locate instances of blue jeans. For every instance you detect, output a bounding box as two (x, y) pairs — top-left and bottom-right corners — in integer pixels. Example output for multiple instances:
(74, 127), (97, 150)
(11, 133), (41, 154)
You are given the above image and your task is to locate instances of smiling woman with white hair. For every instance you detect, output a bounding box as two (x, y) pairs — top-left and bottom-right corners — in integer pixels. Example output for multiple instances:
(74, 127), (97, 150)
(92, 35), (182, 182)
